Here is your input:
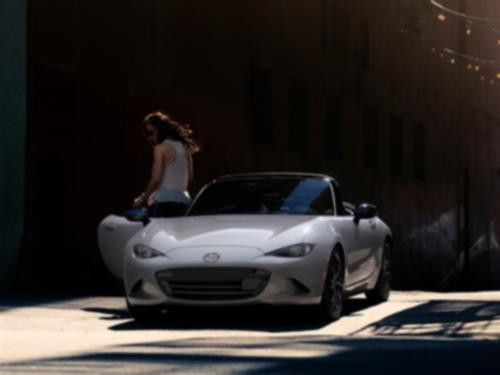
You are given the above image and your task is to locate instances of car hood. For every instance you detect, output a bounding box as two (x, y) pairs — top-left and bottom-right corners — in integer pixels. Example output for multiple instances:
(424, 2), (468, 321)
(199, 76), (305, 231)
(144, 215), (318, 251)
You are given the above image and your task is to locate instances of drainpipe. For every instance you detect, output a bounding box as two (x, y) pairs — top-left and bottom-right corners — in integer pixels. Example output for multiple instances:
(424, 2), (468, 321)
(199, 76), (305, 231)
(458, 168), (470, 282)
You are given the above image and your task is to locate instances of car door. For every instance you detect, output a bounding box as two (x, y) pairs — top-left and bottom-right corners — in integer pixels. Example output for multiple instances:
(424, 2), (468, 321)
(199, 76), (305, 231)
(328, 215), (374, 287)
(328, 182), (381, 287)
(97, 214), (144, 279)
(351, 215), (381, 283)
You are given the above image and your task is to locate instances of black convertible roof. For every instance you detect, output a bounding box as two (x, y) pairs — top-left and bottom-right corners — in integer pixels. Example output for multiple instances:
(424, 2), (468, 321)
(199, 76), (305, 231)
(214, 172), (339, 187)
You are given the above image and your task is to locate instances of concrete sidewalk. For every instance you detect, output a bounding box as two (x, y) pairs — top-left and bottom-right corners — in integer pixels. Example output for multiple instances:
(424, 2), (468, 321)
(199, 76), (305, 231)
(1, 291), (500, 373)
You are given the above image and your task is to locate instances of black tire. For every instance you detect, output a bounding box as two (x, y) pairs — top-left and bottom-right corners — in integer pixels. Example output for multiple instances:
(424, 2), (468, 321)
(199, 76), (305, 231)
(126, 298), (166, 322)
(365, 241), (391, 303)
(319, 248), (345, 321)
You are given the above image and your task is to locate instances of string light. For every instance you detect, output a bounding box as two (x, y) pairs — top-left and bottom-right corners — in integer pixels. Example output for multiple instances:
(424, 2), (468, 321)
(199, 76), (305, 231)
(399, 2), (500, 86)
(439, 47), (500, 70)
(430, 0), (500, 50)
(430, 0), (500, 35)
(431, 1), (499, 24)
(430, 47), (500, 85)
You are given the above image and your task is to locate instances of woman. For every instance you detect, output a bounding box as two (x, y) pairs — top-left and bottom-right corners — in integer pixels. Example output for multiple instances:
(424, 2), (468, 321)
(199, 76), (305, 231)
(133, 111), (200, 217)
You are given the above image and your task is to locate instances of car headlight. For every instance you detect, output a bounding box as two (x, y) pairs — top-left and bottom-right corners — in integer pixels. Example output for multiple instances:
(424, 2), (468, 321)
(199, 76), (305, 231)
(133, 244), (165, 259)
(267, 243), (315, 257)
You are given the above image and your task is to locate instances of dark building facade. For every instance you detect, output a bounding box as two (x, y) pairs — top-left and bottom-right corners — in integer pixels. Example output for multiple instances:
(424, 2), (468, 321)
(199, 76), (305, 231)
(5, 0), (500, 292)
(0, 0), (27, 291)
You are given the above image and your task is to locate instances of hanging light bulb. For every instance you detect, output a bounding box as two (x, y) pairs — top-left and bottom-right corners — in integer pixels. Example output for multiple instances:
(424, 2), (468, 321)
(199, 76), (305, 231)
(437, 14), (447, 22)
(450, 58), (456, 64)
(496, 72), (500, 79)
(480, 76), (485, 81)
(467, 64), (473, 70)
(475, 65), (480, 71)
(465, 26), (472, 35)
(490, 80), (495, 85)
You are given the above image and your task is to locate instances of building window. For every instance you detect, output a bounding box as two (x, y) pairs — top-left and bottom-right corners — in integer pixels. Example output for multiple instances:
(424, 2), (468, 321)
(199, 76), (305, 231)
(289, 78), (309, 154)
(249, 62), (272, 147)
(363, 105), (379, 170)
(413, 122), (426, 181)
(322, 0), (350, 52)
(324, 90), (343, 161)
(390, 114), (403, 176)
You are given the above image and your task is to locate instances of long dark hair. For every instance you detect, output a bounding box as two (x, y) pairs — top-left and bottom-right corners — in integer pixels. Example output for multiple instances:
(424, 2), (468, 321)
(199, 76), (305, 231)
(142, 111), (201, 153)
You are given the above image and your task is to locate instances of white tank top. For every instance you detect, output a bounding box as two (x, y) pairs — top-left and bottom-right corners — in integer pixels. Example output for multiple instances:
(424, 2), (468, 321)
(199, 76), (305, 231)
(154, 140), (191, 204)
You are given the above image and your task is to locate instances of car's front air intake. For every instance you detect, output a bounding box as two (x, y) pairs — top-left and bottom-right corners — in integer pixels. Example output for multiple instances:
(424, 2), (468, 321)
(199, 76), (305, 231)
(156, 267), (270, 300)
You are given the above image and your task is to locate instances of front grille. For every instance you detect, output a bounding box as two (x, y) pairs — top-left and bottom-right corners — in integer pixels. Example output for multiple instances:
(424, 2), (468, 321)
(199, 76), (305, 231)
(156, 267), (270, 300)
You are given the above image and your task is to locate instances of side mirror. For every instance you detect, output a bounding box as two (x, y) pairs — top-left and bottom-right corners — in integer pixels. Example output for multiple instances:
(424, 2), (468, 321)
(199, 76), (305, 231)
(124, 208), (150, 226)
(354, 203), (377, 224)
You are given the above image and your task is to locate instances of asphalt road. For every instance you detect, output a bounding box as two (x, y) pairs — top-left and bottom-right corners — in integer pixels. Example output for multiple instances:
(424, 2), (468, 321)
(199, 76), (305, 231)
(1, 291), (500, 374)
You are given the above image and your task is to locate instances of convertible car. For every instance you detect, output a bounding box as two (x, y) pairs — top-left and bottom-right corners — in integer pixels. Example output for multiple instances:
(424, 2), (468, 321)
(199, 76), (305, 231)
(98, 173), (392, 321)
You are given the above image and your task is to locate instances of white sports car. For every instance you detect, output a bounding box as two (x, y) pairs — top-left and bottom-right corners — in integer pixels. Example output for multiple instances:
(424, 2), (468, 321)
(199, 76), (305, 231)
(98, 173), (392, 321)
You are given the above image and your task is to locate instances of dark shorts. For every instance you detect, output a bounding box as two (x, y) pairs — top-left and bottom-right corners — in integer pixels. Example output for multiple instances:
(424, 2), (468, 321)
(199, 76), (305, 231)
(148, 201), (189, 217)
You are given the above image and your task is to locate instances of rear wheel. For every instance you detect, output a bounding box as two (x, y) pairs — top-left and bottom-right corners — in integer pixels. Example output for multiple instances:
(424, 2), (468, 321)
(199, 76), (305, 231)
(365, 241), (391, 303)
(319, 248), (345, 321)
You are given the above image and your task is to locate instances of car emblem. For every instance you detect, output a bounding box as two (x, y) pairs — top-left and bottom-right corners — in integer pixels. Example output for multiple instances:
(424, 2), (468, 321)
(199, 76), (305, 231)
(203, 252), (220, 263)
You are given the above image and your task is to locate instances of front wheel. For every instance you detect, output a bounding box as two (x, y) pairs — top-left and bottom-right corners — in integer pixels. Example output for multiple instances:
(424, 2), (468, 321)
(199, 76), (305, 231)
(365, 241), (391, 303)
(319, 248), (345, 321)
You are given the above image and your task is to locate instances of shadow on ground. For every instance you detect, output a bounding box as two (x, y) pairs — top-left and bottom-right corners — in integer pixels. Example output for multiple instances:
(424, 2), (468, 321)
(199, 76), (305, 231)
(353, 300), (500, 339)
(2, 335), (499, 374)
(84, 298), (500, 338)
(3, 298), (500, 373)
(83, 298), (376, 333)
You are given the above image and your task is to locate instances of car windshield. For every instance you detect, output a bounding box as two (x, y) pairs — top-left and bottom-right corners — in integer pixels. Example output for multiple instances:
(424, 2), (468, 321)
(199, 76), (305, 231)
(188, 177), (334, 216)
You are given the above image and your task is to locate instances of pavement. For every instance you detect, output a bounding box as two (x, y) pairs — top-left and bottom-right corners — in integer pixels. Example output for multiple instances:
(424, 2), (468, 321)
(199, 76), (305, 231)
(1, 291), (500, 374)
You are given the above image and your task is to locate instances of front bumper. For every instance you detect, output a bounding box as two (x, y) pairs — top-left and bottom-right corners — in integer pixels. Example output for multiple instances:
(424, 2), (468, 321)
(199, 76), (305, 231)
(124, 246), (328, 306)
